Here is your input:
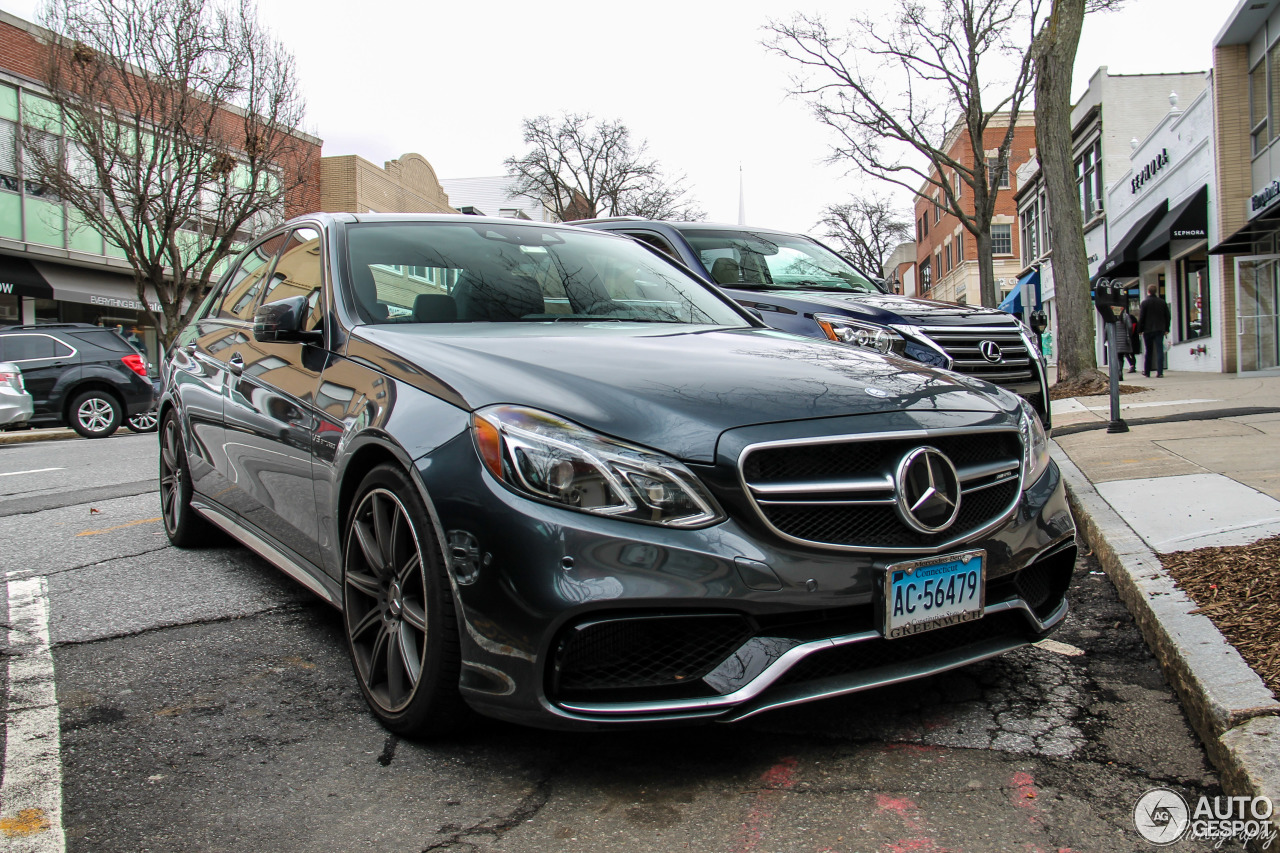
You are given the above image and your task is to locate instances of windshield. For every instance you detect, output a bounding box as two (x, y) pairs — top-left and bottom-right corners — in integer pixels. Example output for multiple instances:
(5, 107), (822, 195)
(677, 229), (879, 293)
(344, 222), (751, 327)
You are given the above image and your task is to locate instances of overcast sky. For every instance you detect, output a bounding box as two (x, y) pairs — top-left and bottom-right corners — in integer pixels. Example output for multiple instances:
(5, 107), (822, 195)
(2, 0), (1229, 234)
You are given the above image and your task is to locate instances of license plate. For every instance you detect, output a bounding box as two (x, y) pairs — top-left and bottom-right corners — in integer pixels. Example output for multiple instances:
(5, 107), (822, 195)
(882, 550), (985, 639)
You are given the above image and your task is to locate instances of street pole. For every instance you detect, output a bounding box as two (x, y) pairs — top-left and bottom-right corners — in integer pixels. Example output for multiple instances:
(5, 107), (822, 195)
(1105, 316), (1127, 434)
(1094, 278), (1129, 434)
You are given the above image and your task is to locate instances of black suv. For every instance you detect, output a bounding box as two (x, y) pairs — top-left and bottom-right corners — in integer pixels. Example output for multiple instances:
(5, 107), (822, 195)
(576, 219), (1050, 426)
(0, 323), (156, 438)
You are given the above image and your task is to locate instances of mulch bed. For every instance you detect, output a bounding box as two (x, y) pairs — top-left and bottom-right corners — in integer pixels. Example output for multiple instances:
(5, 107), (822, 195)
(1049, 369), (1148, 400)
(1161, 535), (1280, 698)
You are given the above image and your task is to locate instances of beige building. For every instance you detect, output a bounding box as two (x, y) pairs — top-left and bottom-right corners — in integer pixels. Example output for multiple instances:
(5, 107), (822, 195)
(320, 152), (457, 215)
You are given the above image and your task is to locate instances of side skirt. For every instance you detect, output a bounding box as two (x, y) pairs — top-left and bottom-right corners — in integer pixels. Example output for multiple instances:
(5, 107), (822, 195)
(193, 500), (341, 608)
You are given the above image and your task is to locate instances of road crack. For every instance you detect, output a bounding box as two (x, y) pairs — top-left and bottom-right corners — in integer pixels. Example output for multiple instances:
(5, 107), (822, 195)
(423, 773), (554, 851)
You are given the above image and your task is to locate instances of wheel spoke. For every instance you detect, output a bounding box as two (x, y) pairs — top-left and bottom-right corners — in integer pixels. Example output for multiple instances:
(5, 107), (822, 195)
(368, 623), (391, 685)
(352, 519), (386, 575)
(397, 621), (422, 684)
(396, 552), (421, 587)
(345, 568), (381, 599)
(347, 606), (382, 642)
(401, 599), (427, 633)
(372, 494), (394, 567)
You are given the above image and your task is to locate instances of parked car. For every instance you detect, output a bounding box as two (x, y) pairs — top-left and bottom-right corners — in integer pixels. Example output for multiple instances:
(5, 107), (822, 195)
(124, 376), (161, 433)
(0, 361), (34, 427)
(160, 213), (1075, 735)
(0, 323), (156, 438)
(575, 219), (1051, 426)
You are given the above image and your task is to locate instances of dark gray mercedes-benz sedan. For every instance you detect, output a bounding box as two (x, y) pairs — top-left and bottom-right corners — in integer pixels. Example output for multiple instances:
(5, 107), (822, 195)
(159, 213), (1075, 734)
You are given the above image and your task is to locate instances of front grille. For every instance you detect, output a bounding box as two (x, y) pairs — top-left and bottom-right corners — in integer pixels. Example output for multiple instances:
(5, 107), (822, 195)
(776, 610), (1031, 686)
(742, 429), (1023, 552)
(552, 613), (753, 699)
(919, 325), (1035, 385)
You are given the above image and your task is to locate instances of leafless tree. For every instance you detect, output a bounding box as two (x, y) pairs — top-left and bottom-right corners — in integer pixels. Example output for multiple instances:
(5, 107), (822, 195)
(26, 0), (313, 346)
(505, 113), (702, 222)
(816, 192), (914, 282)
(1031, 0), (1124, 383)
(766, 0), (1044, 307)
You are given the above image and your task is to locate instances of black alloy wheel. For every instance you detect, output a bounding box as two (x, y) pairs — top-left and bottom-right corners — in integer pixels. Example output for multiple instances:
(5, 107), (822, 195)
(343, 464), (468, 735)
(159, 412), (213, 547)
(69, 390), (122, 438)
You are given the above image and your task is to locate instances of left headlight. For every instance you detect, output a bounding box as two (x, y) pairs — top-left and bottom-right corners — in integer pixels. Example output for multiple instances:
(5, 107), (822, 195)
(1018, 397), (1051, 488)
(471, 405), (724, 528)
(814, 314), (907, 357)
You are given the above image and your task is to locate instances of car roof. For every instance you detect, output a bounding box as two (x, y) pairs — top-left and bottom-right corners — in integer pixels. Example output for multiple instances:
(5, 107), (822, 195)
(285, 211), (597, 235)
(579, 219), (809, 239)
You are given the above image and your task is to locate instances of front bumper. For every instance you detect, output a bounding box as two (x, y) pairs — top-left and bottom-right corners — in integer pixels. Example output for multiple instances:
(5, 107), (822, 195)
(417, 420), (1076, 731)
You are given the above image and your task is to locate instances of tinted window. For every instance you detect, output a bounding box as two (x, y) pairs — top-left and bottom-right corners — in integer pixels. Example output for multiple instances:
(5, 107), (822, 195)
(345, 222), (748, 326)
(68, 329), (132, 353)
(677, 229), (878, 293)
(0, 334), (56, 360)
(261, 226), (324, 331)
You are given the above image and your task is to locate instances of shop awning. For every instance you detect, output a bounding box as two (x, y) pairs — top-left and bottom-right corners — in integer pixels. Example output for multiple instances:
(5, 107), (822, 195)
(998, 268), (1041, 315)
(0, 254), (55, 300)
(1210, 202), (1280, 255)
(31, 261), (162, 313)
(1138, 185), (1208, 261)
(1093, 200), (1169, 281)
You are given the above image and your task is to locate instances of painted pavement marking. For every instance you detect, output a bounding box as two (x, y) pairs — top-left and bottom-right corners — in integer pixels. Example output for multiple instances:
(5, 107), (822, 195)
(0, 469), (64, 478)
(1, 574), (66, 853)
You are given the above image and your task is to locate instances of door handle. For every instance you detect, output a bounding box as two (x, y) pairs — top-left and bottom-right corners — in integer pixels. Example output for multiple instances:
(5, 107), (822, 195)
(228, 353), (244, 376)
(183, 344), (197, 355)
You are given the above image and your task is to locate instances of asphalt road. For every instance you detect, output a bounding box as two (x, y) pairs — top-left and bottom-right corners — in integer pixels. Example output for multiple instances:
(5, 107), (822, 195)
(0, 432), (1243, 852)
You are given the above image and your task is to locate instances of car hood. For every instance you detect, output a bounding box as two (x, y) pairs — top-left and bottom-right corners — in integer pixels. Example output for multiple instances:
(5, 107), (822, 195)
(354, 324), (1018, 462)
(724, 288), (1018, 328)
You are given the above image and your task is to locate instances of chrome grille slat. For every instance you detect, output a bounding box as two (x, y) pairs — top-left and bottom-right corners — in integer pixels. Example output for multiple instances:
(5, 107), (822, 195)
(918, 325), (1036, 385)
(739, 427), (1024, 554)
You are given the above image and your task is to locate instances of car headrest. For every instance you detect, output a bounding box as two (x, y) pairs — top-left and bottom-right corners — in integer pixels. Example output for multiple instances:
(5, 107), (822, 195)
(413, 293), (457, 323)
(710, 257), (741, 285)
(452, 273), (545, 321)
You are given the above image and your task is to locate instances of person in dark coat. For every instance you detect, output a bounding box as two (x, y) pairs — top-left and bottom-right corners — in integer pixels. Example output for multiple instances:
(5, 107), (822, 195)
(1137, 283), (1171, 377)
(1118, 306), (1139, 374)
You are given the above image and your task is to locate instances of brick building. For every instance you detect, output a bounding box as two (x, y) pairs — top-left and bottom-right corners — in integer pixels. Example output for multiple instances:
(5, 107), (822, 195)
(913, 114), (1037, 306)
(320, 152), (457, 215)
(0, 9), (321, 362)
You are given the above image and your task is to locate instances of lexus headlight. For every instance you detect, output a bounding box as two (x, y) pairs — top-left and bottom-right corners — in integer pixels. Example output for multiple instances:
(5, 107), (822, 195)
(1018, 398), (1051, 487)
(814, 314), (906, 356)
(472, 405), (724, 527)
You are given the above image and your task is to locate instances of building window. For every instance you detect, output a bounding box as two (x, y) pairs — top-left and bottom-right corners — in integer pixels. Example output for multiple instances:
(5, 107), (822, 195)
(1253, 58), (1271, 155)
(991, 224), (1013, 255)
(1039, 190), (1052, 255)
(934, 194), (941, 223)
(956, 232), (963, 262)
(945, 241), (952, 273)
(987, 157), (1010, 189)
(1178, 254), (1211, 341)
(954, 171), (961, 199)
(1076, 139), (1103, 218)
(919, 258), (931, 290)
(1021, 197), (1038, 266)
(935, 251), (942, 281)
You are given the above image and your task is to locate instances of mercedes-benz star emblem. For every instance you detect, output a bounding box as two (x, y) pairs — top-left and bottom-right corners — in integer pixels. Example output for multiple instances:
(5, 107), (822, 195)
(894, 446), (962, 534)
(979, 340), (1004, 363)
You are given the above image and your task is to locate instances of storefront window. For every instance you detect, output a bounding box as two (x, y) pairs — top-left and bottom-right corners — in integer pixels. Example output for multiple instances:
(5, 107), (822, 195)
(1178, 254), (1210, 341)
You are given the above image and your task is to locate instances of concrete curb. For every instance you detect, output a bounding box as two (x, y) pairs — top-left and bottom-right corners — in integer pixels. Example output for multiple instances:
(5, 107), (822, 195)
(0, 428), (79, 446)
(1051, 444), (1280, 835)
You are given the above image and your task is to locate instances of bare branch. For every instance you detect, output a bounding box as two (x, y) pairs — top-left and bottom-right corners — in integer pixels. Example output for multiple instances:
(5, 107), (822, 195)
(816, 193), (913, 282)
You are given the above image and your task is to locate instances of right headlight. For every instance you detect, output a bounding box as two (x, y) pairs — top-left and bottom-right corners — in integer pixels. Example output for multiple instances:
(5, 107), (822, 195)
(471, 405), (724, 528)
(1018, 397), (1051, 488)
(814, 314), (906, 357)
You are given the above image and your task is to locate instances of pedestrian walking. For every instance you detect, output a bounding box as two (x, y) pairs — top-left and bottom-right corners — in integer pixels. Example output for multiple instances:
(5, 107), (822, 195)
(1137, 284), (1171, 377)
(1119, 306), (1140, 374)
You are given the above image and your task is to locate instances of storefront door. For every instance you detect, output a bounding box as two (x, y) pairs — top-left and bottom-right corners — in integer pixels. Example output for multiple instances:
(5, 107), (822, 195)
(1235, 255), (1280, 371)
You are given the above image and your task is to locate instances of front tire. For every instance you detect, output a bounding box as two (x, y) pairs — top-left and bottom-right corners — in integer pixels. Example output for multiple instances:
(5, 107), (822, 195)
(159, 411), (214, 547)
(69, 390), (122, 438)
(342, 464), (469, 736)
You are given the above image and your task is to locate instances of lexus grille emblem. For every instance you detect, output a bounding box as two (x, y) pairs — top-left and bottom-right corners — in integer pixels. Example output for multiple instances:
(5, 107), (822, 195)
(979, 340), (1004, 363)
(894, 447), (962, 534)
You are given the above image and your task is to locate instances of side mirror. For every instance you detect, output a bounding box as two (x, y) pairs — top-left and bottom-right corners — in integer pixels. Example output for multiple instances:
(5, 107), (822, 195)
(1029, 310), (1048, 335)
(254, 296), (321, 344)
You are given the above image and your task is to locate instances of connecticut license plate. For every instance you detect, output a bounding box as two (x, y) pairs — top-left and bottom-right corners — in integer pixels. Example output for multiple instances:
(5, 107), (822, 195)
(882, 550), (985, 639)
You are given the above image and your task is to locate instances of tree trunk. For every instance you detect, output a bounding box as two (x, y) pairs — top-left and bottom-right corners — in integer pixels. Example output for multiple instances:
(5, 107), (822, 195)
(975, 231), (997, 308)
(1034, 0), (1093, 383)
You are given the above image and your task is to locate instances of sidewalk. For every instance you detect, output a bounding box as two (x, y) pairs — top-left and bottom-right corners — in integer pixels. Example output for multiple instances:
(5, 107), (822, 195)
(1048, 367), (1280, 841)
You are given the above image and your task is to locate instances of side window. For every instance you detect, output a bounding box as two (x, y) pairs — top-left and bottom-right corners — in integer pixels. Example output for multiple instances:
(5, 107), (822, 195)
(625, 231), (679, 261)
(259, 226), (325, 331)
(215, 232), (289, 321)
(2, 334), (56, 360)
(52, 340), (74, 358)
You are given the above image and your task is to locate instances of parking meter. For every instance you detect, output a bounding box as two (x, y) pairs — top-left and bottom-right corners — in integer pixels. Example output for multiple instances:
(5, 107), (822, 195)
(1029, 310), (1048, 336)
(1093, 279), (1128, 433)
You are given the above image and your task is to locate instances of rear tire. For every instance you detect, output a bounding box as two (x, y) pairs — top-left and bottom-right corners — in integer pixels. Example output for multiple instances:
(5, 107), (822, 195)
(159, 411), (215, 547)
(126, 409), (159, 432)
(342, 464), (470, 737)
(69, 390), (122, 438)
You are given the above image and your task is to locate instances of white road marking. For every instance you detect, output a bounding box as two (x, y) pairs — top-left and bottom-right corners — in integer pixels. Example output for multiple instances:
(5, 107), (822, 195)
(1, 574), (66, 852)
(0, 469), (64, 478)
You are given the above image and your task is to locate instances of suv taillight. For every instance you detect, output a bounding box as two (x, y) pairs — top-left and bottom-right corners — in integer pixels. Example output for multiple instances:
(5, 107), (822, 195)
(0, 369), (23, 392)
(122, 353), (148, 377)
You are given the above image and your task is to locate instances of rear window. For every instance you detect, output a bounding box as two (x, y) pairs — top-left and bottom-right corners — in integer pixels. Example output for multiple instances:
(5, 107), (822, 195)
(68, 329), (136, 353)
